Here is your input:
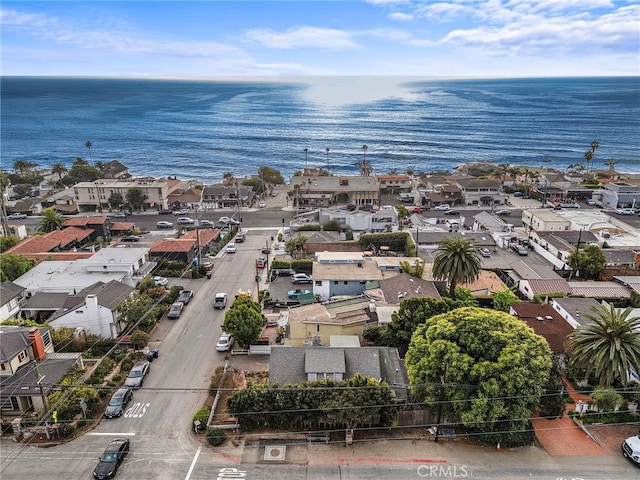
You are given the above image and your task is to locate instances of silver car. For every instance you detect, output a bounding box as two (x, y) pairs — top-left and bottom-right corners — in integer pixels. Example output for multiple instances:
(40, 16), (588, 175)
(124, 361), (150, 389)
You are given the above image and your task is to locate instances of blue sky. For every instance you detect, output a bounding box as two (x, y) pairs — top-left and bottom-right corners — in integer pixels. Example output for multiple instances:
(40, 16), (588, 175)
(1, 1), (639, 77)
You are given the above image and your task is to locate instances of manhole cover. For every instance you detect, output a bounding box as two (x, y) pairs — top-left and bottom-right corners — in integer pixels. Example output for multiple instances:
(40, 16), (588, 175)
(263, 445), (286, 461)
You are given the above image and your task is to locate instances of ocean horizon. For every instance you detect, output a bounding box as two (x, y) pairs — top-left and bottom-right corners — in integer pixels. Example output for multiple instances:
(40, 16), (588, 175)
(1, 76), (639, 183)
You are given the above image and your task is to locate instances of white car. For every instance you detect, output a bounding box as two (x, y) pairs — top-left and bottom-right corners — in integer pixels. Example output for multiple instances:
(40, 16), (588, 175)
(434, 204), (450, 211)
(219, 216), (240, 225)
(622, 434), (640, 466)
(8, 213), (27, 219)
(616, 208), (635, 215)
(156, 220), (174, 229)
(258, 202), (267, 208)
(153, 276), (168, 286)
(291, 273), (312, 284)
(174, 209), (190, 216)
(177, 217), (195, 224)
(216, 333), (234, 352)
(587, 200), (596, 206)
(226, 243), (236, 253)
(479, 248), (492, 258)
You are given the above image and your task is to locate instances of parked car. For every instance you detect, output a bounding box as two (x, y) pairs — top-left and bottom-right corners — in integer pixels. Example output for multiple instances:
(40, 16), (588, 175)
(256, 257), (267, 269)
(213, 293), (228, 309)
(261, 246), (271, 254)
(479, 248), (492, 258)
(203, 261), (214, 272)
(410, 207), (424, 213)
(156, 221), (173, 229)
(167, 302), (184, 319)
(8, 213), (27, 219)
(511, 244), (528, 256)
(113, 212), (127, 218)
(159, 209), (173, 215)
(434, 204), (450, 211)
(177, 217), (194, 224)
(199, 219), (214, 228)
(104, 388), (133, 419)
(616, 208), (635, 215)
(270, 191), (278, 197)
(121, 235), (142, 242)
(358, 204), (374, 212)
(273, 268), (295, 277)
(444, 210), (460, 216)
(177, 290), (193, 305)
(235, 231), (246, 243)
(174, 209), (189, 216)
(93, 438), (130, 479)
(153, 276), (168, 286)
(560, 203), (580, 208)
(226, 243), (236, 253)
(235, 288), (252, 299)
(258, 202), (267, 208)
(513, 192), (524, 197)
(124, 361), (150, 389)
(216, 333), (234, 352)
(291, 273), (312, 284)
(622, 434), (640, 466)
(288, 289), (311, 299)
(495, 209), (511, 216)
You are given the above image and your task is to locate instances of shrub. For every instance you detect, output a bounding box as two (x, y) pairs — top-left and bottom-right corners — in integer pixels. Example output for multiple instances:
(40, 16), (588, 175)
(206, 428), (226, 446)
(193, 408), (210, 432)
(290, 259), (313, 274)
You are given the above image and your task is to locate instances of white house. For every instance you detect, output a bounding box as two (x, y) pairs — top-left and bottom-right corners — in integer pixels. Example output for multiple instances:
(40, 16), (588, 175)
(0, 282), (26, 322)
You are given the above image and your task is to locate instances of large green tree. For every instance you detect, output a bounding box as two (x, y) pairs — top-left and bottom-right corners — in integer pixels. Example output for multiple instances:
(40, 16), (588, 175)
(0, 253), (33, 281)
(567, 244), (605, 280)
(37, 207), (65, 233)
(566, 303), (640, 387)
(222, 303), (263, 349)
(432, 237), (481, 298)
(406, 307), (552, 446)
(257, 165), (285, 185)
(125, 187), (147, 211)
(68, 157), (101, 182)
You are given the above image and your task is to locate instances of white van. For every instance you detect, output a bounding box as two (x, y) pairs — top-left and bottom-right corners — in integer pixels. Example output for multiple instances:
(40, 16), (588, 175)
(622, 434), (640, 465)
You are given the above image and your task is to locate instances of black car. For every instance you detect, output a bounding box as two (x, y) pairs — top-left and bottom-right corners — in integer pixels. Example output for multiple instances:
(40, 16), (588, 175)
(93, 438), (129, 479)
(444, 210), (460, 216)
(124, 361), (150, 389)
(177, 290), (193, 305)
(104, 388), (133, 419)
(121, 235), (142, 242)
(159, 209), (173, 215)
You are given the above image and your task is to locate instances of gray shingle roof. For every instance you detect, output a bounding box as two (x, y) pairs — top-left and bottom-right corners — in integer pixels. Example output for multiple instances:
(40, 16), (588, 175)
(0, 282), (25, 308)
(0, 327), (32, 362)
(305, 348), (346, 374)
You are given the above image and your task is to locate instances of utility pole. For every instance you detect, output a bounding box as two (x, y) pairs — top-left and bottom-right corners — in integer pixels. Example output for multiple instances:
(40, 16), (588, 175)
(195, 205), (201, 268)
(34, 362), (49, 413)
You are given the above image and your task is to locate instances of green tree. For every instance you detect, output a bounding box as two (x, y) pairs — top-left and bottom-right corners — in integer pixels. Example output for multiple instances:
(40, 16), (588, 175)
(285, 233), (308, 259)
(492, 287), (520, 312)
(68, 157), (101, 182)
(591, 387), (623, 416)
(85, 140), (92, 160)
(395, 204), (408, 219)
(406, 307), (552, 446)
(222, 304), (263, 349)
(118, 293), (154, 326)
(37, 207), (65, 233)
(432, 237), (481, 298)
(322, 219), (341, 231)
(108, 192), (124, 210)
(399, 259), (425, 278)
(566, 303), (640, 387)
(0, 253), (32, 281)
(0, 236), (20, 252)
(604, 158), (617, 179)
(51, 162), (68, 183)
(126, 187), (147, 211)
(130, 330), (149, 350)
(222, 171), (235, 186)
(539, 356), (567, 419)
(567, 244), (606, 280)
(13, 159), (38, 175)
(258, 165), (285, 185)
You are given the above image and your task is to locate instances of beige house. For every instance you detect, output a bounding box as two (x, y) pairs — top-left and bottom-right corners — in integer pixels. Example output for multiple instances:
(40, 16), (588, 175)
(285, 297), (374, 346)
(73, 177), (178, 212)
(521, 208), (571, 233)
(292, 175), (379, 208)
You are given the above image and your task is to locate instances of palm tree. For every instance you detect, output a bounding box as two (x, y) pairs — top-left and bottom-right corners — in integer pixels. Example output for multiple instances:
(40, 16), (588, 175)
(51, 162), (67, 182)
(361, 144), (368, 162)
(37, 207), (65, 233)
(326, 148), (330, 171)
(493, 163), (510, 186)
(13, 159), (37, 175)
(432, 237), (481, 298)
(583, 150), (593, 177)
(303, 148), (308, 168)
(85, 141), (92, 160)
(604, 158), (617, 179)
(590, 140), (599, 172)
(357, 145), (373, 176)
(567, 303), (640, 387)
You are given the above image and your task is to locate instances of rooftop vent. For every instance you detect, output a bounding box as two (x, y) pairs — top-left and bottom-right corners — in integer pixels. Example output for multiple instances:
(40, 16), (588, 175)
(536, 316), (544, 321)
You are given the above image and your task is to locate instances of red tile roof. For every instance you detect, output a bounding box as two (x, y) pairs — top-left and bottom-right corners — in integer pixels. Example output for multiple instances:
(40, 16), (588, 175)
(110, 222), (135, 231)
(7, 227), (94, 256)
(150, 238), (195, 253)
(180, 229), (221, 244)
(63, 216), (109, 226)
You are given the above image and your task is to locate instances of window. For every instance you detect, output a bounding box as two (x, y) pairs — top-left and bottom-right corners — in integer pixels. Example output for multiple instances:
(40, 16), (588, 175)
(1, 363), (6, 371)
(41, 330), (52, 349)
(343, 281), (348, 285)
(10, 397), (19, 410)
(315, 281), (321, 286)
(316, 324), (320, 332)
(333, 281), (339, 285)
(17, 352), (25, 362)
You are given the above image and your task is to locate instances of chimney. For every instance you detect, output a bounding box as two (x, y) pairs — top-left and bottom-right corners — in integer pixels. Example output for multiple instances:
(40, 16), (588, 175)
(28, 328), (46, 360)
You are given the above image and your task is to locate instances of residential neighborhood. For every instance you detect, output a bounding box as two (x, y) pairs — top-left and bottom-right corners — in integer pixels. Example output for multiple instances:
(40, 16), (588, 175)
(1, 160), (640, 477)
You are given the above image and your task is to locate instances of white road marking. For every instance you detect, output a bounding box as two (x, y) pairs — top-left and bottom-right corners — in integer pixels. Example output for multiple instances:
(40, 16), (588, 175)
(86, 432), (136, 436)
(184, 446), (201, 480)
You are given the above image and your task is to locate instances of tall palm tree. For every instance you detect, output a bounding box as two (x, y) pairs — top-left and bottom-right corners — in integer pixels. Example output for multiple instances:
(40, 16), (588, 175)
(37, 207), (65, 233)
(85, 141), (92, 160)
(604, 158), (617, 179)
(51, 162), (68, 182)
(432, 237), (481, 298)
(361, 144), (368, 162)
(303, 148), (308, 168)
(566, 303), (640, 387)
(326, 148), (330, 171)
(590, 140), (599, 171)
(13, 159), (33, 175)
(583, 150), (593, 177)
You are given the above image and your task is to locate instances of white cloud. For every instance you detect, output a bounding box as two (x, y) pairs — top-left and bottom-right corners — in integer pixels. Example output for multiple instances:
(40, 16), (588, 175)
(388, 12), (414, 21)
(244, 26), (359, 50)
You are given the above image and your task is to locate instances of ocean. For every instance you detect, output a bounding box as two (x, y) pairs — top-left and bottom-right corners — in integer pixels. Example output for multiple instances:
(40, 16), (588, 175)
(1, 76), (639, 183)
